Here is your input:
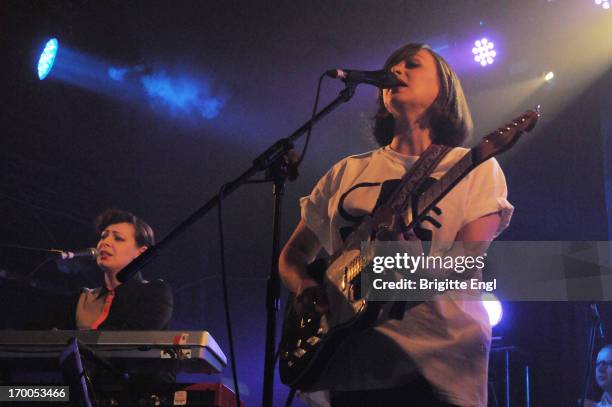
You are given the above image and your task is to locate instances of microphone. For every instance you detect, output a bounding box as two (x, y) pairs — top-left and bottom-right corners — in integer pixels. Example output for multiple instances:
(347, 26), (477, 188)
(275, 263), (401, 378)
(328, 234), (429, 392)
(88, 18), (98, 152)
(325, 69), (406, 89)
(56, 248), (99, 260)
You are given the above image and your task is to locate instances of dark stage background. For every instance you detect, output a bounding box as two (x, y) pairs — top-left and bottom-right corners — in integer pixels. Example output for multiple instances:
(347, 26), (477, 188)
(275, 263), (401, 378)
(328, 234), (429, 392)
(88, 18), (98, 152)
(1, 1), (612, 405)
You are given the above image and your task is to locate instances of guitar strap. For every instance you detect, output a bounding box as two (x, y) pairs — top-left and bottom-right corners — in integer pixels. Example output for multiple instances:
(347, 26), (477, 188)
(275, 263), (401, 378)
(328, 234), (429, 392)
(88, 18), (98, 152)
(372, 143), (452, 236)
(373, 143), (453, 320)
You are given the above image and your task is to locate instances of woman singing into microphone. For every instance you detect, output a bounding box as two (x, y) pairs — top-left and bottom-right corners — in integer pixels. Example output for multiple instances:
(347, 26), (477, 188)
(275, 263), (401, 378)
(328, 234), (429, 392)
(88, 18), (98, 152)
(279, 43), (513, 406)
(46, 209), (173, 331)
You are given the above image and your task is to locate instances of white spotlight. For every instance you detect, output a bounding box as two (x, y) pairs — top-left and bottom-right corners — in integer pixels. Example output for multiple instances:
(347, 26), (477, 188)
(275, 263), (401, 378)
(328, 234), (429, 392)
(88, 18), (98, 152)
(544, 71), (555, 82)
(472, 38), (497, 67)
(481, 293), (503, 327)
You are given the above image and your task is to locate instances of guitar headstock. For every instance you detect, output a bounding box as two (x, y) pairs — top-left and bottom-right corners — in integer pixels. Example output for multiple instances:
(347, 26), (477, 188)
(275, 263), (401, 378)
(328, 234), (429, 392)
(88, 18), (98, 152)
(473, 106), (540, 164)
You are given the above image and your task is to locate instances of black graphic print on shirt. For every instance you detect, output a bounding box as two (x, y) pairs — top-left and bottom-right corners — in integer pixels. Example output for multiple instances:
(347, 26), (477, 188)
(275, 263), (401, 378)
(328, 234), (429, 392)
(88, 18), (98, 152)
(337, 177), (443, 248)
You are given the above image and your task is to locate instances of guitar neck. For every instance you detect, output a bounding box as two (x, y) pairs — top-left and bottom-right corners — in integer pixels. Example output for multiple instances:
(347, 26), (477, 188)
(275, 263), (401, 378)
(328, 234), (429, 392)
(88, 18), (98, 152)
(411, 108), (540, 223)
(412, 149), (475, 223)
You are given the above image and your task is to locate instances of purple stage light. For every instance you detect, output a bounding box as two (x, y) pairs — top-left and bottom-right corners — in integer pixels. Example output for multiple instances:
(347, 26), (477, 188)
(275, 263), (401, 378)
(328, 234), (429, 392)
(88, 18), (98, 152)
(472, 38), (497, 67)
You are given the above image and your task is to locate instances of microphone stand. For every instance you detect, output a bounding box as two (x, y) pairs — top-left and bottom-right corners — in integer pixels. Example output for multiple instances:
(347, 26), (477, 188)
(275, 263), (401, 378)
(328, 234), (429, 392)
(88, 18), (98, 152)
(261, 156), (290, 407)
(581, 303), (605, 407)
(116, 82), (357, 407)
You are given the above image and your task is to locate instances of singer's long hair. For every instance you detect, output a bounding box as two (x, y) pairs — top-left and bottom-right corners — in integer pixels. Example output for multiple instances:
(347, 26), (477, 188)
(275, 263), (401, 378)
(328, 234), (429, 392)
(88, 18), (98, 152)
(95, 209), (155, 248)
(372, 43), (473, 147)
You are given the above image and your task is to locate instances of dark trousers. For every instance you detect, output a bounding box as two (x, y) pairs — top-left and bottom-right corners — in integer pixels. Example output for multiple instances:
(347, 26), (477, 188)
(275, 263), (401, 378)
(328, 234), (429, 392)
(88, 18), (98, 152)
(329, 376), (459, 407)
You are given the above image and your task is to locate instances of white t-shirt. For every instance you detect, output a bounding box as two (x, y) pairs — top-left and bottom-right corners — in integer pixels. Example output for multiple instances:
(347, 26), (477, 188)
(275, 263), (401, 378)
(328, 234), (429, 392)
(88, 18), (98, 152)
(598, 392), (612, 406)
(299, 146), (514, 407)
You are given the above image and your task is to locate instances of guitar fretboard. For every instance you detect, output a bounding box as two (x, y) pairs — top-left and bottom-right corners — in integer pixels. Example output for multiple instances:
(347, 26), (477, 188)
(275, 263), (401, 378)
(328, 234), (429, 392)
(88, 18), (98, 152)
(415, 150), (474, 215)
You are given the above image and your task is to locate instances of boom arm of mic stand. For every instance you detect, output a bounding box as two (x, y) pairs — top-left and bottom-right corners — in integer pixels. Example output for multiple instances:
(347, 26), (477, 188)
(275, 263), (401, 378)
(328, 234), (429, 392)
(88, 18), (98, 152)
(116, 83), (357, 283)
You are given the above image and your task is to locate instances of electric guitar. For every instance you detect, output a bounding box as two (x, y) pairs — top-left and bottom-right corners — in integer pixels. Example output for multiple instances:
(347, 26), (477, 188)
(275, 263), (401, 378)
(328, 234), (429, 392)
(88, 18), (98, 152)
(278, 108), (540, 389)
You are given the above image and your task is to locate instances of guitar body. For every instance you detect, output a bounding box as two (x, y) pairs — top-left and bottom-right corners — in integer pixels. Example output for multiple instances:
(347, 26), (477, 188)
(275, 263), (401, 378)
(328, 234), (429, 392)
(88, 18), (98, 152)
(279, 214), (419, 389)
(279, 245), (382, 389)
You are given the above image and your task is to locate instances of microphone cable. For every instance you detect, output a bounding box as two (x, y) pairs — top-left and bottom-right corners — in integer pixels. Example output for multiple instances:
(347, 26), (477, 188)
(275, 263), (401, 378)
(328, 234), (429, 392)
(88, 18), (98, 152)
(217, 183), (242, 407)
(296, 72), (326, 167)
(282, 72), (328, 407)
(214, 73), (331, 407)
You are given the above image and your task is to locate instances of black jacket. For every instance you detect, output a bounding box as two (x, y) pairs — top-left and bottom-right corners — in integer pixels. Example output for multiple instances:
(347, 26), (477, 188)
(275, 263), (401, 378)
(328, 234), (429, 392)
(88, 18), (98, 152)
(34, 277), (173, 331)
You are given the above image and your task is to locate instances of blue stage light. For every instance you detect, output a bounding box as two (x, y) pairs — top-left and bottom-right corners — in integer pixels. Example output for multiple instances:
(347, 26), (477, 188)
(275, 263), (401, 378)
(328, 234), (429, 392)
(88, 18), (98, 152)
(37, 38), (59, 80)
(108, 66), (128, 81)
(472, 38), (496, 67)
(108, 65), (144, 82)
(140, 71), (225, 119)
(482, 293), (503, 327)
